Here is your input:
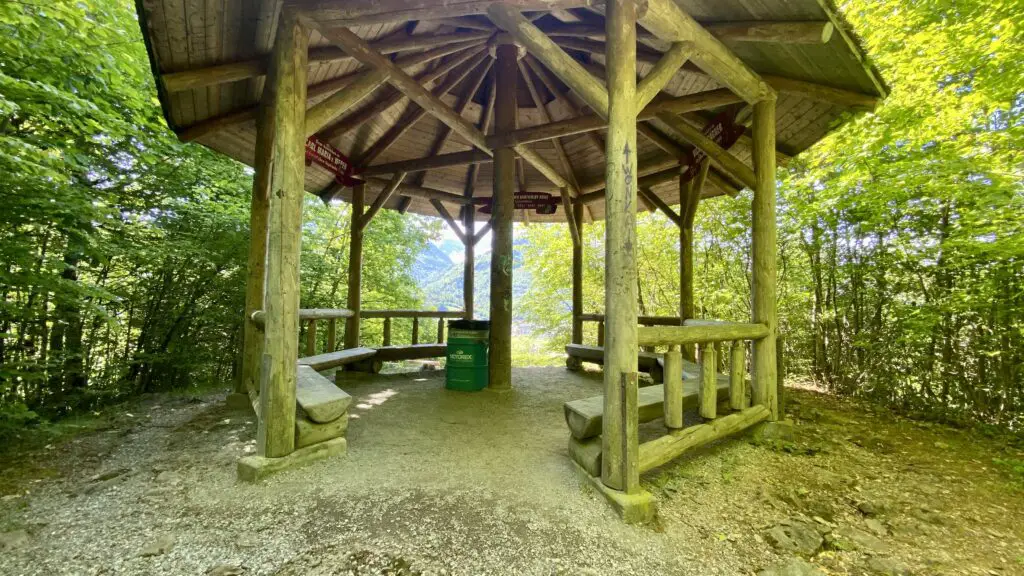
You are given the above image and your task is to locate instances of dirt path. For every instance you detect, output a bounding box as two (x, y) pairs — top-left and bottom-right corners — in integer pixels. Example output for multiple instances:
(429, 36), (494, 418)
(0, 368), (1021, 576)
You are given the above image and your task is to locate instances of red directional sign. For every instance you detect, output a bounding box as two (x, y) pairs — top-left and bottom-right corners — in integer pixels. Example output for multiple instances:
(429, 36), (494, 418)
(305, 137), (360, 186)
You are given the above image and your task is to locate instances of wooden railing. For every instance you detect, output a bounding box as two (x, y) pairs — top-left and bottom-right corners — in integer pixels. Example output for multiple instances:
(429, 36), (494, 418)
(578, 313), (683, 347)
(251, 308), (465, 357)
(629, 320), (772, 474)
(358, 309), (464, 347)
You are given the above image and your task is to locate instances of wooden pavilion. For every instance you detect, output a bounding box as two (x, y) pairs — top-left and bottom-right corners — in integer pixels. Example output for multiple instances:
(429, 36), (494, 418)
(136, 0), (884, 518)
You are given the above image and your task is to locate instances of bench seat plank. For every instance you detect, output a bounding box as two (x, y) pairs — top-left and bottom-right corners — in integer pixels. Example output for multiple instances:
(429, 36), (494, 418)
(565, 344), (664, 381)
(296, 365), (352, 423)
(373, 343), (447, 361)
(298, 346), (377, 371)
(563, 362), (730, 440)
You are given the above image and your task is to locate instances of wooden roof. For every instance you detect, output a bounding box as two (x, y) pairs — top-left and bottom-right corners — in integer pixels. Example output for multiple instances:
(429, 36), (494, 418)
(136, 0), (885, 223)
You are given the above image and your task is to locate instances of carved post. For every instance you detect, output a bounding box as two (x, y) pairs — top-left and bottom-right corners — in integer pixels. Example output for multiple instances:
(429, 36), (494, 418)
(258, 13), (307, 458)
(600, 0), (639, 492)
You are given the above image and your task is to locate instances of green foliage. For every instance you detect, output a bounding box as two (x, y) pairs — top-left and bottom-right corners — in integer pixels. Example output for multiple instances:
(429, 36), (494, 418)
(520, 0), (1023, 428)
(0, 0), (434, 417)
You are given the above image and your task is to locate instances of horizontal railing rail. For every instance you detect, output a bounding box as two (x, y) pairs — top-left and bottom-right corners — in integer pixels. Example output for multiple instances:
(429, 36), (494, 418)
(637, 321), (769, 347)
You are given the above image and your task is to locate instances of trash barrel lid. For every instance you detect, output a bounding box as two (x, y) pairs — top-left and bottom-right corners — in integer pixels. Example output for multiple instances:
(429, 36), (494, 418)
(448, 319), (490, 330)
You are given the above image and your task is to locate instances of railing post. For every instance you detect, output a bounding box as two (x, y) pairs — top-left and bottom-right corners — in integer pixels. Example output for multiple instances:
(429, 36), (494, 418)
(412, 317), (419, 345)
(383, 317), (391, 347)
(663, 345), (683, 429)
(597, 321), (605, 347)
(436, 317), (445, 343)
(305, 319), (317, 356)
(699, 341), (717, 420)
(327, 319), (336, 353)
(729, 340), (748, 410)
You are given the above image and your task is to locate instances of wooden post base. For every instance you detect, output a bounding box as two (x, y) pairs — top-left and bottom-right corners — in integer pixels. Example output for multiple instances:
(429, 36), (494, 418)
(237, 437), (347, 482)
(572, 461), (655, 524)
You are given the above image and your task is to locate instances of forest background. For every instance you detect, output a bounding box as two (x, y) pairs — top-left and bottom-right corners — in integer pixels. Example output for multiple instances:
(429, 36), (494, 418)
(0, 0), (1020, 435)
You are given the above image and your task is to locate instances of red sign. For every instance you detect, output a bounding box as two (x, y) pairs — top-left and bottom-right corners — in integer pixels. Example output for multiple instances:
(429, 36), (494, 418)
(475, 192), (559, 215)
(305, 137), (360, 186)
(679, 109), (746, 183)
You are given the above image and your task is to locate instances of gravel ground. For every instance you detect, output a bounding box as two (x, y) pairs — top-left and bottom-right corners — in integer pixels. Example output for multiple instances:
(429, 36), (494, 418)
(0, 367), (1021, 576)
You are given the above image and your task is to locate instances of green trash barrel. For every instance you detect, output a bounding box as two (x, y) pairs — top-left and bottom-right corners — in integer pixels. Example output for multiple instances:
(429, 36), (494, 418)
(445, 319), (489, 391)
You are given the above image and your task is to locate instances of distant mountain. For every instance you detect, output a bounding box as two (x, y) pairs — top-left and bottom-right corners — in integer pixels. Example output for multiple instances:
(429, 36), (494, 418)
(411, 241), (453, 286)
(414, 239), (530, 319)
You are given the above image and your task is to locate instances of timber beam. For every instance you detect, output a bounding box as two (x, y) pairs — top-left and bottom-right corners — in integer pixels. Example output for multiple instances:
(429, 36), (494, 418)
(176, 41), (482, 142)
(656, 112), (757, 190)
(317, 45), (487, 143)
(537, 20), (834, 45)
(161, 31), (491, 92)
(488, 88), (743, 148)
(362, 149), (494, 176)
(308, 21), (492, 154)
(360, 172), (406, 229)
(631, 0), (773, 103)
(487, 4), (609, 116)
(286, 0), (592, 26)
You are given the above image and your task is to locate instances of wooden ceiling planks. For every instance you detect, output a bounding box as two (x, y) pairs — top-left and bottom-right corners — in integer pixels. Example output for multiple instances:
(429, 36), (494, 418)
(136, 0), (885, 223)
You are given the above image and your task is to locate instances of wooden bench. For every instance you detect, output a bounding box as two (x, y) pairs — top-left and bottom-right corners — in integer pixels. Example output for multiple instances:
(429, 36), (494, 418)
(351, 343), (448, 373)
(565, 344), (664, 383)
(296, 365), (352, 423)
(563, 359), (729, 440)
(297, 346), (376, 371)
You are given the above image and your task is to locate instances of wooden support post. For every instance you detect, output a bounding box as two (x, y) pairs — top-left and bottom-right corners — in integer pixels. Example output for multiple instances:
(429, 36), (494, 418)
(488, 42), (518, 391)
(327, 319), (337, 353)
(600, 0), (639, 493)
(571, 204), (583, 345)
(679, 162), (708, 360)
(463, 207), (476, 320)
(663, 345), (683, 429)
(597, 320), (605, 347)
(437, 317), (445, 343)
(258, 13), (307, 459)
(412, 317), (419, 345)
(383, 317), (391, 346)
(345, 183), (365, 349)
(730, 340), (747, 410)
(699, 341), (717, 420)
(751, 98), (779, 421)
(305, 319), (317, 356)
(240, 76), (274, 400)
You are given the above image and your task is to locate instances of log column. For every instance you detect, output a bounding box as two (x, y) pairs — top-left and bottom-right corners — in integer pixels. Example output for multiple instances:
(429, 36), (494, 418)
(571, 203), (584, 345)
(345, 183), (365, 349)
(258, 13), (308, 458)
(751, 97), (779, 421)
(679, 177), (696, 360)
(239, 82), (274, 400)
(488, 41), (518, 391)
(601, 0), (639, 493)
(463, 206), (475, 319)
